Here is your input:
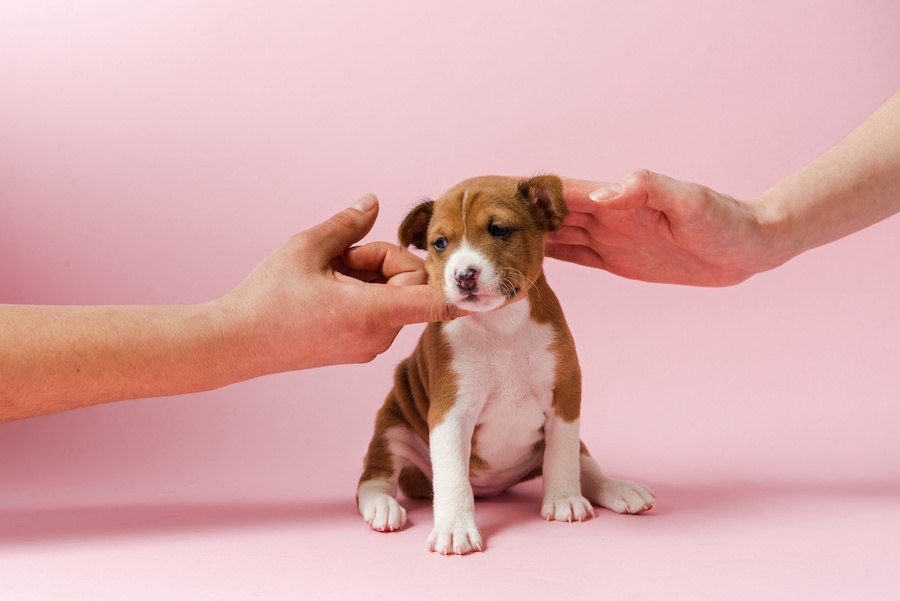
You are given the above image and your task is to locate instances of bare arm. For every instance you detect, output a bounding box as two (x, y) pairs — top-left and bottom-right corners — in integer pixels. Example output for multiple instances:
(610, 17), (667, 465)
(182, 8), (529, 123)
(0, 196), (455, 423)
(0, 303), (242, 420)
(760, 90), (900, 262)
(547, 90), (900, 285)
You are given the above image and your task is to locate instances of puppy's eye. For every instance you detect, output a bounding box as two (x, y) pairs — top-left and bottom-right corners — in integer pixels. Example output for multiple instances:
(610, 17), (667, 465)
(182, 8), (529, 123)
(433, 236), (448, 251)
(488, 223), (511, 239)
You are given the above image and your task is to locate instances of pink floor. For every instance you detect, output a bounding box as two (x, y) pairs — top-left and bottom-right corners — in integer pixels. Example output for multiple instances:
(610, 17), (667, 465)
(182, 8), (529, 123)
(4, 481), (900, 599)
(1, 329), (898, 600)
(2, 2), (899, 599)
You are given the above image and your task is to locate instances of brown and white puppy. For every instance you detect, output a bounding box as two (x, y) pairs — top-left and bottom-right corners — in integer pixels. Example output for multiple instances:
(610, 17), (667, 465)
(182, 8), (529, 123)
(356, 175), (654, 555)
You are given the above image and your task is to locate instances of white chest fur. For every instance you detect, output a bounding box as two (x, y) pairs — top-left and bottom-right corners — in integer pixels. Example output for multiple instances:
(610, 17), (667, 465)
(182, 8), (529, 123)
(441, 298), (557, 495)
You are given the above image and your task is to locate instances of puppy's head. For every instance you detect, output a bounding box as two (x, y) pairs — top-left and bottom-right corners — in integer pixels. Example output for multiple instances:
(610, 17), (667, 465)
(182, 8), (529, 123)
(399, 175), (566, 312)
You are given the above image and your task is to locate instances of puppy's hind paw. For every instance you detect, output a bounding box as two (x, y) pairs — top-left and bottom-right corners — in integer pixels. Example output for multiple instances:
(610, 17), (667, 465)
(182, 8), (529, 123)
(594, 479), (655, 514)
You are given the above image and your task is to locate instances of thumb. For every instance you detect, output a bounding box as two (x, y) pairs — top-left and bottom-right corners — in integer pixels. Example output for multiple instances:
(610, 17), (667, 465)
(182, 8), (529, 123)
(372, 284), (461, 327)
(588, 169), (697, 214)
(304, 194), (379, 258)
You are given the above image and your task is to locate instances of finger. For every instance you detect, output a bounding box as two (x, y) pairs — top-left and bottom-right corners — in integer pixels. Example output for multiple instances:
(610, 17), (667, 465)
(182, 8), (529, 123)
(557, 211), (597, 229)
(371, 285), (461, 326)
(330, 255), (386, 283)
(301, 194), (380, 258)
(544, 241), (607, 270)
(342, 242), (426, 282)
(334, 268), (391, 284)
(589, 169), (700, 214)
(562, 177), (614, 213)
(386, 270), (428, 287)
(545, 225), (597, 249)
(334, 268), (426, 286)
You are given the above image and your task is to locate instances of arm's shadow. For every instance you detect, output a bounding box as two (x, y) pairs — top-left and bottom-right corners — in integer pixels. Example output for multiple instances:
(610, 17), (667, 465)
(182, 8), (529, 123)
(0, 501), (354, 547)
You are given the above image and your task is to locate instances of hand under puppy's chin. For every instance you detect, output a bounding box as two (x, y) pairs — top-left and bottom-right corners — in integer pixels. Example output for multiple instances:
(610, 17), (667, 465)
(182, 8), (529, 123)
(445, 289), (526, 314)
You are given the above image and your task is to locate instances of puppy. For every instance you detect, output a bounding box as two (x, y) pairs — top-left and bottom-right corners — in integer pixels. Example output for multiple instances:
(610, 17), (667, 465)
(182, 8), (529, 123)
(356, 175), (654, 555)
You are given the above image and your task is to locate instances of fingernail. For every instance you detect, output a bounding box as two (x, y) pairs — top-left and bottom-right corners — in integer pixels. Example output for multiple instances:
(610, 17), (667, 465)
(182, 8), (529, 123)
(352, 194), (377, 212)
(589, 183), (622, 201)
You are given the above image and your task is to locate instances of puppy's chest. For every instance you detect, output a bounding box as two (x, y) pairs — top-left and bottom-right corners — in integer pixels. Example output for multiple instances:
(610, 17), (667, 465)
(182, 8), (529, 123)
(443, 305), (558, 470)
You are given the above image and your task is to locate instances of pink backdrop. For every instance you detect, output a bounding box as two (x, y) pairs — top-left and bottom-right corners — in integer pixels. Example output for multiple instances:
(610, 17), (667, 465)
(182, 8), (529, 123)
(1, 1), (899, 599)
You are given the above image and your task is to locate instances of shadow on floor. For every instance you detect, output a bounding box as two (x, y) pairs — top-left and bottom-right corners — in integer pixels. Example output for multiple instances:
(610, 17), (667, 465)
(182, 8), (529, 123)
(649, 477), (900, 519)
(0, 500), (353, 547)
(1, 477), (897, 547)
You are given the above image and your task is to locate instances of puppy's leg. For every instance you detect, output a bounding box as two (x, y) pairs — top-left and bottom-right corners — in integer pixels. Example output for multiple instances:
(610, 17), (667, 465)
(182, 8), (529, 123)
(357, 424), (410, 532)
(541, 415), (594, 522)
(580, 444), (655, 514)
(427, 407), (483, 555)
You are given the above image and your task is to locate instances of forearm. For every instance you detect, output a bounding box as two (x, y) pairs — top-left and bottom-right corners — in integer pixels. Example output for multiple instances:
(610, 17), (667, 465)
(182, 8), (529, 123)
(760, 90), (900, 264)
(0, 302), (255, 422)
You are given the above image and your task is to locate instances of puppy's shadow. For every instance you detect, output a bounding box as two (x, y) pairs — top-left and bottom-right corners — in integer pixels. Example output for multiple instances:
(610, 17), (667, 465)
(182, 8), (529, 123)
(476, 487), (545, 540)
(397, 484), (541, 542)
(405, 476), (900, 544)
(402, 482), (544, 540)
(641, 477), (900, 523)
(0, 491), (538, 548)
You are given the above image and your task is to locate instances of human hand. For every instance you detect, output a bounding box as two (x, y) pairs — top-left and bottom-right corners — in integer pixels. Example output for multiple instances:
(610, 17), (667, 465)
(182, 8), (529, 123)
(216, 195), (456, 375)
(545, 170), (786, 286)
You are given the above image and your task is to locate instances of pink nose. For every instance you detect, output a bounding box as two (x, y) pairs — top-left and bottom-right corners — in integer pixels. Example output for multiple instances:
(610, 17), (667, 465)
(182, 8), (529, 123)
(455, 267), (478, 292)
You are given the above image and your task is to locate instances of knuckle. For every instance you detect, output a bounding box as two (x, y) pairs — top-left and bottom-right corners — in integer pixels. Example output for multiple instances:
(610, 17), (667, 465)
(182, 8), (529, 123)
(438, 304), (457, 322)
(630, 168), (655, 188)
(366, 240), (391, 253)
(360, 336), (388, 361)
(374, 337), (393, 355)
(356, 350), (379, 364)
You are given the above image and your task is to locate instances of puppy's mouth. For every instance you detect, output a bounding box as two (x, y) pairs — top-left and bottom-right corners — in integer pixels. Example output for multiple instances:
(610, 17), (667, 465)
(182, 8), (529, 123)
(454, 291), (492, 304)
(460, 292), (489, 304)
(447, 282), (521, 313)
(440, 262), (527, 313)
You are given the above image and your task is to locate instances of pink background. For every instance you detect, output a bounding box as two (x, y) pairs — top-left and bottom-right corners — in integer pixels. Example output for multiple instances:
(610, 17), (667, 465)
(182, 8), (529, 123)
(2, 1), (899, 599)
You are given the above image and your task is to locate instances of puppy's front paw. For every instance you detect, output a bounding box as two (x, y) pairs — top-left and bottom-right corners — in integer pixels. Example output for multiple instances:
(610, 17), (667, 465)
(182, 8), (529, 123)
(541, 493), (595, 522)
(426, 513), (483, 555)
(359, 492), (407, 532)
(594, 478), (655, 514)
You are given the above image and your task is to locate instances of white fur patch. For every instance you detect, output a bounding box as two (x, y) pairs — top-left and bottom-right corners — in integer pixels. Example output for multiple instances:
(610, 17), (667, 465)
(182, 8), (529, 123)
(442, 298), (557, 496)
(428, 401), (483, 554)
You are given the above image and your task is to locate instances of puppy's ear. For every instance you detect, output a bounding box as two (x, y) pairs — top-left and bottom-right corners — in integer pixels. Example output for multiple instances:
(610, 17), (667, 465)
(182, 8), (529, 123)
(517, 175), (567, 231)
(398, 199), (434, 249)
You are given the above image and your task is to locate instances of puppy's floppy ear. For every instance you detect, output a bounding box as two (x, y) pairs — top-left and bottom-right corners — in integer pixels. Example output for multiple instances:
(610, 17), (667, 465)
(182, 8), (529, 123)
(517, 175), (567, 231)
(398, 199), (434, 249)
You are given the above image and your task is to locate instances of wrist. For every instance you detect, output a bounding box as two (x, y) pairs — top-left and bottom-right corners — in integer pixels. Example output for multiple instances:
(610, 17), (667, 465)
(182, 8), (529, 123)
(200, 296), (268, 386)
(746, 192), (802, 275)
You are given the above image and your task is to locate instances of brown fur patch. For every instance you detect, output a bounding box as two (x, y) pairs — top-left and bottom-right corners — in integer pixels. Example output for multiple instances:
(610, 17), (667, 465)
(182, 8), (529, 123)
(398, 199), (434, 250)
(528, 273), (582, 423)
(359, 323), (458, 488)
(469, 424), (489, 473)
(398, 466), (433, 500)
(359, 432), (394, 483)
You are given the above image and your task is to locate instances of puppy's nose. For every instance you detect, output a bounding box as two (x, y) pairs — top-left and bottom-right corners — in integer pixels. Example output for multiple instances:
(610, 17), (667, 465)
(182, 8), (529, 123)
(455, 267), (479, 292)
